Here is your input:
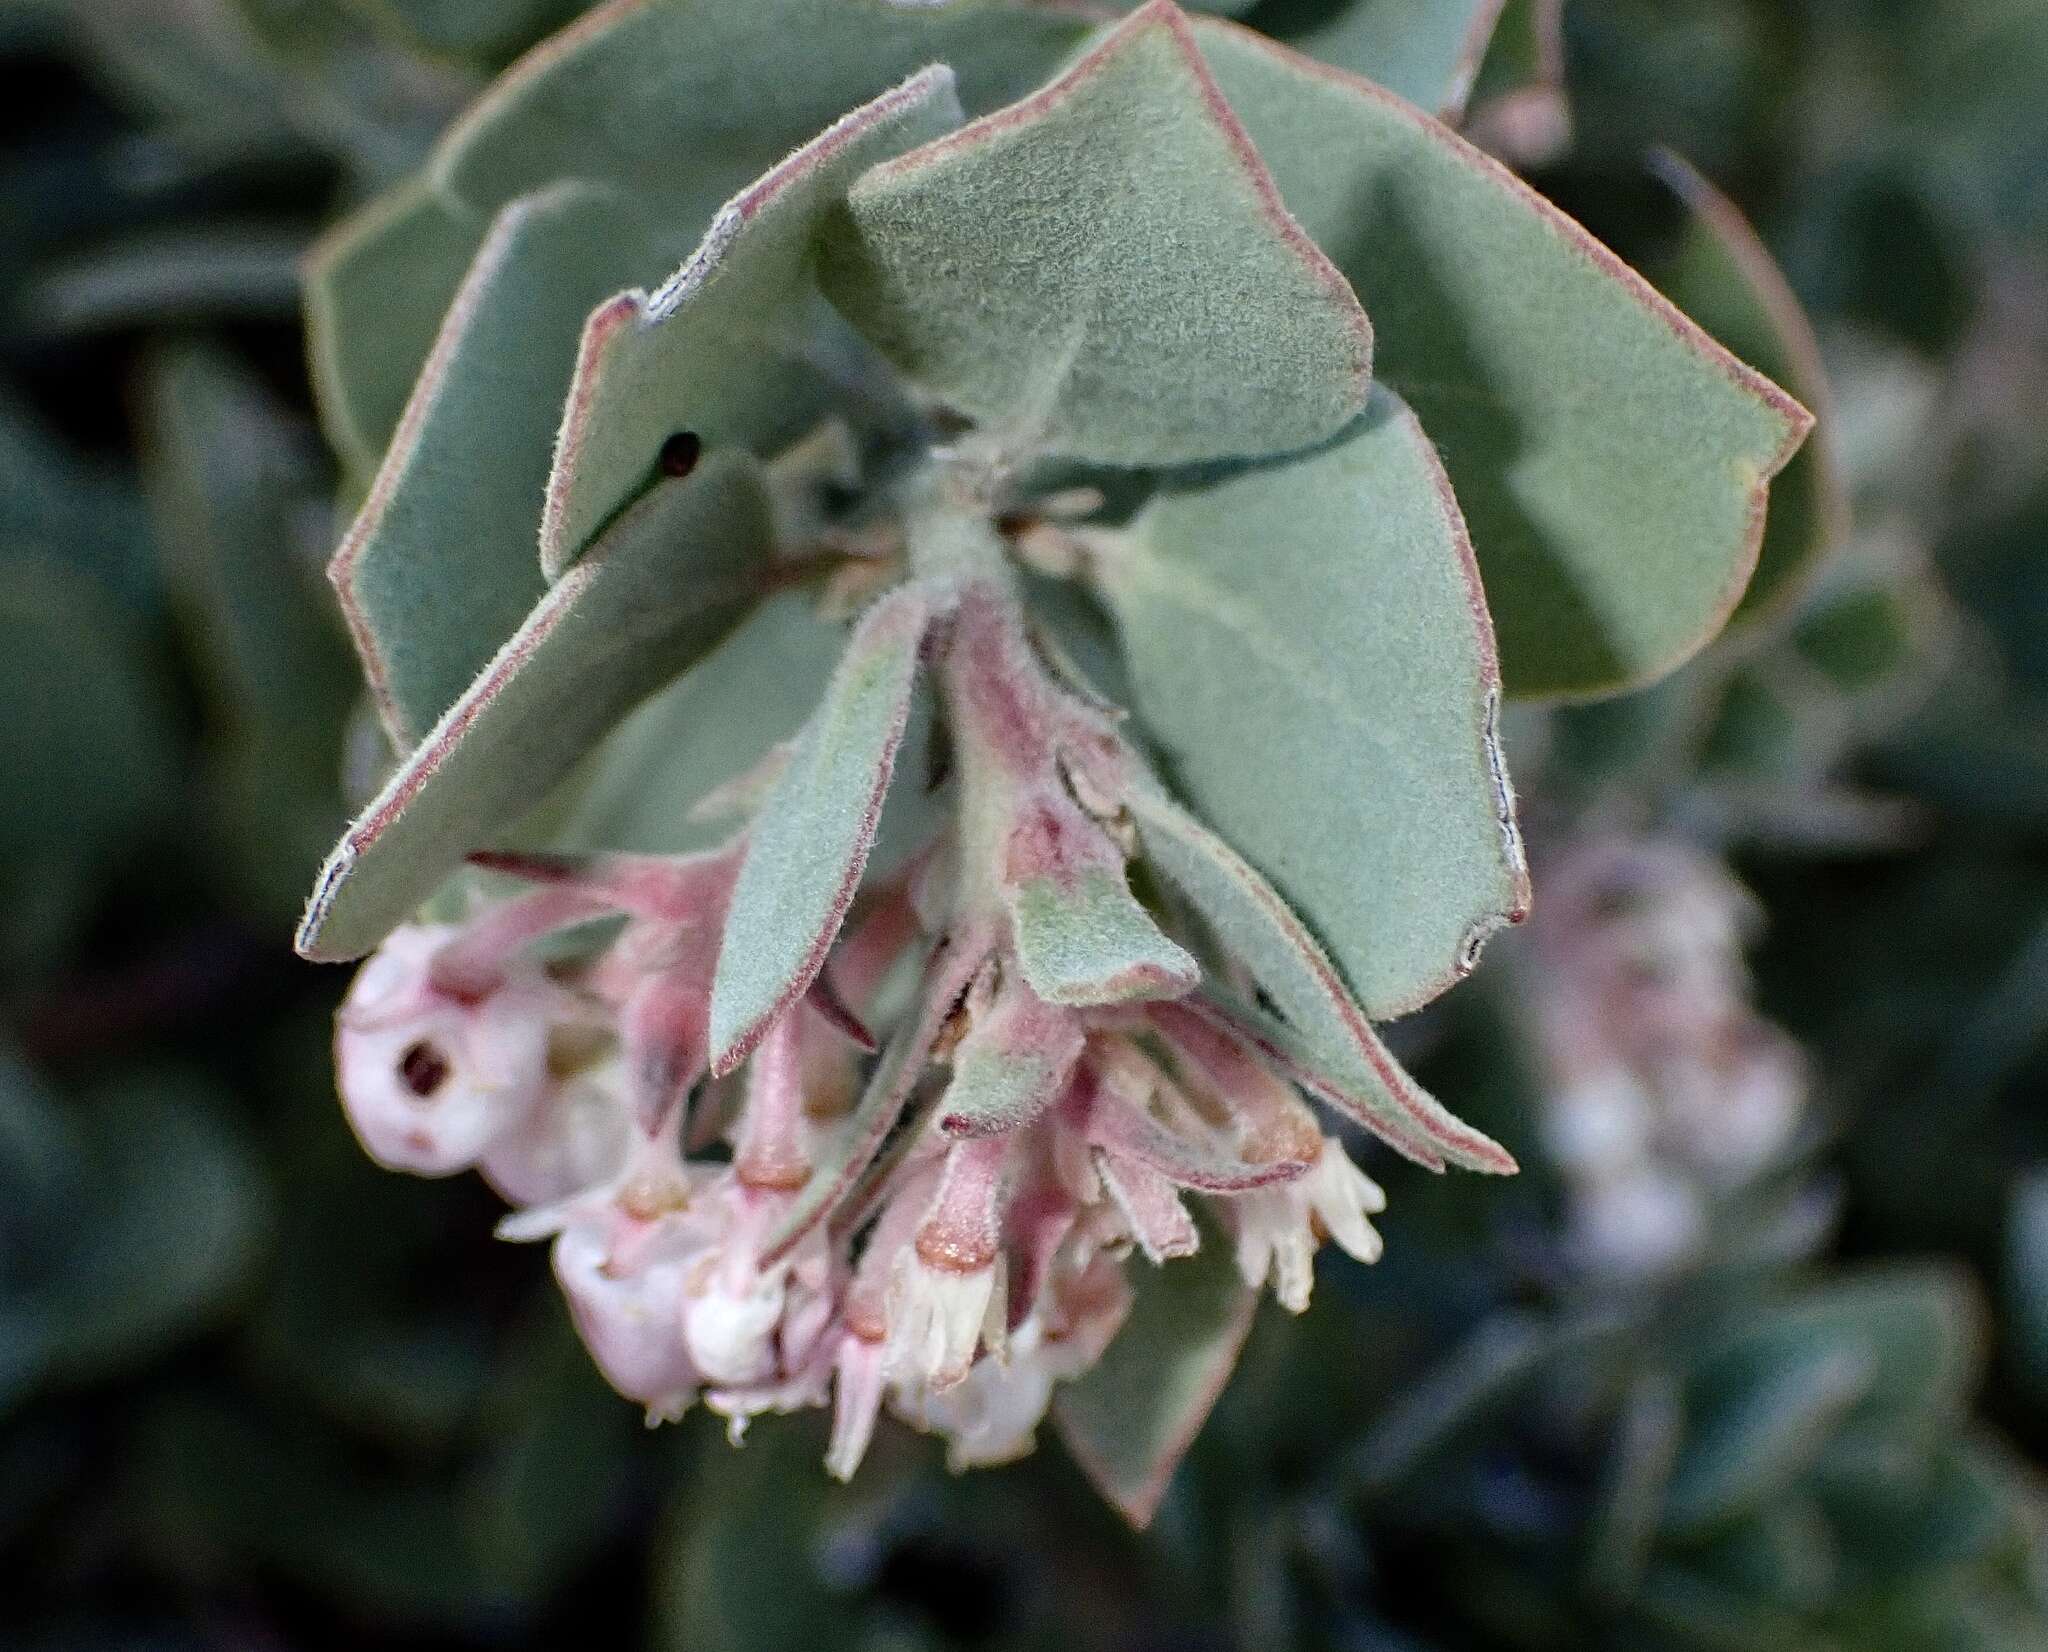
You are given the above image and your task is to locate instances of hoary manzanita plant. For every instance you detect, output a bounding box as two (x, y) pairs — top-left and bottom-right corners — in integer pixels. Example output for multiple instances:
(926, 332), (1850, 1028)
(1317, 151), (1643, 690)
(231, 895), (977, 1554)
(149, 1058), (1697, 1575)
(296, 0), (1810, 1524)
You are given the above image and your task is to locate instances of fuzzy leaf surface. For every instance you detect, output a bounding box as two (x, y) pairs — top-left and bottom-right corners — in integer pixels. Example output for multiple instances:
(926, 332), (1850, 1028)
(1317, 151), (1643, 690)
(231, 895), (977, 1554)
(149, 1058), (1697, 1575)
(1009, 868), (1200, 1008)
(1648, 149), (1848, 626)
(1052, 1201), (1256, 1529)
(708, 584), (932, 1073)
(431, 0), (1088, 216)
(298, 454), (773, 962)
(1106, 390), (1526, 1021)
(303, 172), (485, 479)
(542, 67), (961, 575)
(1195, 18), (1811, 697)
(820, 1), (1371, 466)
(935, 989), (1084, 1137)
(331, 180), (675, 746)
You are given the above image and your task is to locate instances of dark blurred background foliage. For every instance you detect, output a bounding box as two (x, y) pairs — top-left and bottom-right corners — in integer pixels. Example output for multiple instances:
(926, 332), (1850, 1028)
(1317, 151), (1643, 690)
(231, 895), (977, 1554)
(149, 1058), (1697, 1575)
(1, 2), (2044, 1648)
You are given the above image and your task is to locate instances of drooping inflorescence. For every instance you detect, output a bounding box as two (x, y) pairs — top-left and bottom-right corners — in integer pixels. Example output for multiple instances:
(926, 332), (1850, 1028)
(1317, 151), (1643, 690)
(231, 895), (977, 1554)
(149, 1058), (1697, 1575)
(301, 0), (1808, 1521)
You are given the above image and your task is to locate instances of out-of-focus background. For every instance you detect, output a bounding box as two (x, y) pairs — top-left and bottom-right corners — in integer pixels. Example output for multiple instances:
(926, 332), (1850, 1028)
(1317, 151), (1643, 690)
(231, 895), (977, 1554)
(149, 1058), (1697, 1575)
(1, 2), (2043, 1648)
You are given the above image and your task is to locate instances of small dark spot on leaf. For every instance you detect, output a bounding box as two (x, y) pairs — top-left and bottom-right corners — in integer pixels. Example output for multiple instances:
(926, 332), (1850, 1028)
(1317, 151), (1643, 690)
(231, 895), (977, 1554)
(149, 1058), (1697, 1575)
(659, 430), (702, 478)
(399, 1040), (450, 1099)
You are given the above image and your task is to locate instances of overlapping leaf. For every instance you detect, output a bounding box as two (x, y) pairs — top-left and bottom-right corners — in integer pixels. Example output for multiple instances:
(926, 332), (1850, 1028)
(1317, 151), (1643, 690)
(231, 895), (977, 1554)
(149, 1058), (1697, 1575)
(298, 453), (774, 961)
(541, 66), (961, 576)
(330, 179), (675, 744)
(820, 1), (1371, 466)
(1193, 17), (1812, 697)
(1255, 0), (1506, 116)
(708, 583), (933, 1073)
(429, 0), (1088, 215)
(1105, 390), (1527, 1021)
(303, 176), (487, 478)
(1127, 785), (1514, 1174)
(1648, 149), (1849, 625)
(1052, 1201), (1257, 1528)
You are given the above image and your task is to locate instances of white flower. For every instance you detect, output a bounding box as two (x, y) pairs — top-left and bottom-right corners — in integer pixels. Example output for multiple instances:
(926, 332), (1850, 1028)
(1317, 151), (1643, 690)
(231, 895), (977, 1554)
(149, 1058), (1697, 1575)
(683, 1260), (785, 1387)
(883, 1248), (1004, 1391)
(825, 1333), (888, 1482)
(1232, 1135), (1386, 1312)
(335, 923), (563, 1175)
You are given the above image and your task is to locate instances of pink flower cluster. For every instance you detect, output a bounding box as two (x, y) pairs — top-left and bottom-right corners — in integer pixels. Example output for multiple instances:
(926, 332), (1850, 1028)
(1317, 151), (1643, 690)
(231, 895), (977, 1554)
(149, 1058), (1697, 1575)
(332, 574), (1397, 1478)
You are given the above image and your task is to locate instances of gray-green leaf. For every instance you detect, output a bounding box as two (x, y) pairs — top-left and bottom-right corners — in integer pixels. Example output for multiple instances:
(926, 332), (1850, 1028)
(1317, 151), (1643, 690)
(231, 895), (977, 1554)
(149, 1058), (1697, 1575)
(1647, 149), (1848, 626)
(1052, 1202), (1258, 1528)
(1105, 388), (1527, 1025)
(708, 582), (934, 1073)
(303, 174), (486, 479)
(1194, 18), (1812, 698)
(330, 179), (674, 746)
(298, 452), (775, 962)
(820, 0), (1372, 466)
(541, 65), (961, 575)
(429, 0), (1089, 216)
(1126, 787), (1514, 1174)
(1254, 0), (1508, 117)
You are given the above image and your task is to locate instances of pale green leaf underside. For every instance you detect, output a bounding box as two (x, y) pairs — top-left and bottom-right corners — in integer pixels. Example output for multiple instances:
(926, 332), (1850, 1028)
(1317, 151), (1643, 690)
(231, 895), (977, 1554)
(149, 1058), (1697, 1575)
(303, 174), (485, 479)
(1253, 0), (1506, 116)
(1106, 389), (1526, 1021)
(1052, 1201), (1256, 1529)
(542, 67), (963, 576)
(935, 1037), (1074, 1137)
(430, 0), (1089, 216)
(331, 180), (681, 746)
(1009, 867), (1199, 1007)
(708, 584), (931, 1073)
(298, 454), (774, 961)
(1649, 150), (1848, 627)
(1126, 785), (1512, 1174)
(1194, 18), (1811, 699)
(820, 2), (1371, 467)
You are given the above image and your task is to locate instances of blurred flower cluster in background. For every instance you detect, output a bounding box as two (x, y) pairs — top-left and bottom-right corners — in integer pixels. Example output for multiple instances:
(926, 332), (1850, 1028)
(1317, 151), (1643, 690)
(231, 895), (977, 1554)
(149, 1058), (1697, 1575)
(2, 2), (2045, 1649)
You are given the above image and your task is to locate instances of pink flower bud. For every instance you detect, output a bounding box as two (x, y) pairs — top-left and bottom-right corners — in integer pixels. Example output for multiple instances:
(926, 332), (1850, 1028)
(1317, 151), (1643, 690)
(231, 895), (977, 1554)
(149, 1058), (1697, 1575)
(480, 1060), (634, 1207)
(551, 1223), (699, 1422)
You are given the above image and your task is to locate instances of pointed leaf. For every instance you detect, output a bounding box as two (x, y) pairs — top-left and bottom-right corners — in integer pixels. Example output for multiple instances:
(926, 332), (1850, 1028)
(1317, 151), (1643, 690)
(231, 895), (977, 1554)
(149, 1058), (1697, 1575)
(1194, 18), (1812, 697)
(1009, 866), (1200, 1008)
(1105, 387), (1528, 1021)
(708, 583), (933, 1072)
(1260, 0), (1507, 117)
(1087, 1083), (1306, 1191)
(431, 0), (1089, 216)
(760, 930), (992, 1266)
(1053, 1202), (1256, 1528)
(298, 453), (774, 962)
(303, 174), (486, 478)
(542, 66), (962, 575)
(820, 1), (1371, 465)
(1095, 1150), (1200, 1262)
(332, 180), (680, 745)
(1648, 149), (1849, 626)
(1128, 783), (1512, 1174)
(935, 988), (1084, 1137)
